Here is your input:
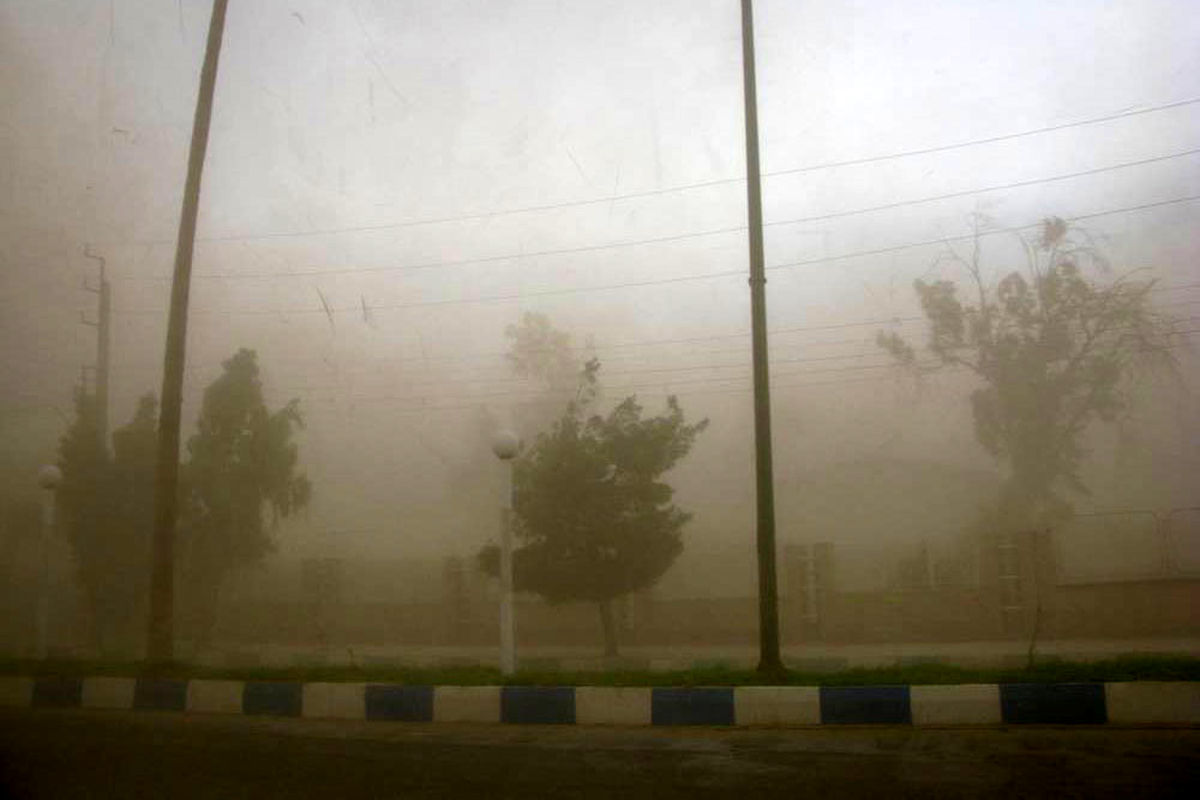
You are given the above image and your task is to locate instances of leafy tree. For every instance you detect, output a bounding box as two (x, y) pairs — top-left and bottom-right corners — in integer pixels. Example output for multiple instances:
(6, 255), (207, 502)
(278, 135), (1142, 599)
(878, 218), (1181, 529)
(176, 348), (311, 646)
(504, 312), (598, 437)
(55, 390), (157, 654)
(56, 388), (114, 648)
(480, 364), (708, 657)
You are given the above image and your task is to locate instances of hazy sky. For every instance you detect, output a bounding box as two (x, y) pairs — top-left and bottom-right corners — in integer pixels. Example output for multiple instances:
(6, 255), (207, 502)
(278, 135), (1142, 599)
(3, 0), (1198, 563)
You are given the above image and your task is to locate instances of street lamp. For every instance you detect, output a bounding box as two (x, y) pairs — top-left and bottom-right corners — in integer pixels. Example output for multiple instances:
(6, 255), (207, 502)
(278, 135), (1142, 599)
(36, 465), (61, 660)
(491, 429), (519, 676)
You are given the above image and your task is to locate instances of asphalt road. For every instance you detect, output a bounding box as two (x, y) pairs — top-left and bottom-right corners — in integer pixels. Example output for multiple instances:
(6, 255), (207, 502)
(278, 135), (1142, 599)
(1, 709), (1197, 799)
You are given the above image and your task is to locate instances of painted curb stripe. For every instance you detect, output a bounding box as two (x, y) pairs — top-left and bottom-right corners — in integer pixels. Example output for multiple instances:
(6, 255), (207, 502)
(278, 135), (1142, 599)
(133, 678), (187, 711)
(909, 684), (1001, 726)
(81, 677), (136, 710)
(243, 682), (303, 717)
(501, 686), (575, 724)
(31, 676), (82, 708)
(188, 679), (245, 714)
(651, 688), (734, 726)
(574, 687), (652, 726)
(1000, 683), (1106, 725)
(0, 677), (33, 707)
(17, 678), (1200, 725)
(820, 686), (912, 725)
(734, 686), (822, 726)
(365, 685), (434, 722)
(1105, 681), (1200, 725)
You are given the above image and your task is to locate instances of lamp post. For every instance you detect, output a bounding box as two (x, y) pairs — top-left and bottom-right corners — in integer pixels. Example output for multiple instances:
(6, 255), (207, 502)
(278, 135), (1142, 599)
(35, 465), (61, 660)
(491, 430), (519, 676)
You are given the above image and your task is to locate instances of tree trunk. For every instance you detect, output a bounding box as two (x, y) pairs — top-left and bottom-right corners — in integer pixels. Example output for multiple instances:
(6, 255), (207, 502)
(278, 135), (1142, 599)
(597, 599), (618, 658)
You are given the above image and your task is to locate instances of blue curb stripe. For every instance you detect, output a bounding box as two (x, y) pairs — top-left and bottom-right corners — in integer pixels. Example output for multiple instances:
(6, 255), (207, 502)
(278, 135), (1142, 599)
(133, 678), (187, 711)
(1000, 683), (1107, 725)
(31, 676), (82, 708)
(820, 686), (912, 725)
(501, 686), (575, 724)
(651, 688), (734, 726)
(365, 685), (434, 722)
(243, 682), (302, 717)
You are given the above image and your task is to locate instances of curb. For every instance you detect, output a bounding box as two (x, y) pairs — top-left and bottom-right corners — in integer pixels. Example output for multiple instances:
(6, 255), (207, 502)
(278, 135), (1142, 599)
(0, 677), (1196, 726)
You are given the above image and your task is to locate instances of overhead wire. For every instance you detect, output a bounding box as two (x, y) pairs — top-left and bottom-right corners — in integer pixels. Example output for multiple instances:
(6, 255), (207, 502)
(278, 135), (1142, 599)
(114, 147), (1200, 284)
(96, 96), (1200, 248)
(110, 193), (1200, 317)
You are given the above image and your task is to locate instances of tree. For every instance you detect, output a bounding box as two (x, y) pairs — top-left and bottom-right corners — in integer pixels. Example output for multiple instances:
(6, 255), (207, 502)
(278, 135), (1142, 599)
(504, 311), (598, 438)
(176, 348), (311, 647)
(878, 217), (1181, 530)
(480, 363), (708, 657)
(56, 390), (157, 654)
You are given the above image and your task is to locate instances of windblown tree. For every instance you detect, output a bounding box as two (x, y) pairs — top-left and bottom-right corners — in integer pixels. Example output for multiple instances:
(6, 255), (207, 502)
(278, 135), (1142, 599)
(878, 218), (1181, 530)
(505, 311), (598, 437)
(55, 349), (310, 653)
(480, 363), (708, 657)
(56, 391), (158, 654)
(176, 348), (311, 647)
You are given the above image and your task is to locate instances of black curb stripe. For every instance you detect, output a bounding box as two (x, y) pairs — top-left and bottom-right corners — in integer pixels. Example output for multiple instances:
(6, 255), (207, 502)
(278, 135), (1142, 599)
(820, 686), (912, 725)
(500, 686), (575, 724)
(31, 676), (82, 708)
(365, 685), (434, 722)
(999, 683), (1107, 724)
(651, 688), (734, 726)
(243, 682), (303, 717)
(133, 678), (187, 711)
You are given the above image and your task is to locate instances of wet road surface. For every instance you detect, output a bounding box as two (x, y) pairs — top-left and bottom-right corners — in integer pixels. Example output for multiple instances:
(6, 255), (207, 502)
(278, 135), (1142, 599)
(1, 709), (1196, 798)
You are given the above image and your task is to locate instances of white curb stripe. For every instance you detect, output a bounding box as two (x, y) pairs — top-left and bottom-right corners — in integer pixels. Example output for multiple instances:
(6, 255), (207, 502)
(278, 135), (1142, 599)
(303, 682), (366, 719)
(734, 686), (821, 726)
(1105, 682), (1200, 724)
(187, 680), (245, 714)
(0, 677), (32, 707)
(576, 687), (652, 725)
(81, 677), (136, 710)
(911, 684), (1002, 726)
(433, 686), (500, 723)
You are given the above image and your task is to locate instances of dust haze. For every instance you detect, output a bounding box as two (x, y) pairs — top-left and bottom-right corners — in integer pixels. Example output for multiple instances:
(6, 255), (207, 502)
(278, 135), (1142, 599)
(2, 0), (1198, 666)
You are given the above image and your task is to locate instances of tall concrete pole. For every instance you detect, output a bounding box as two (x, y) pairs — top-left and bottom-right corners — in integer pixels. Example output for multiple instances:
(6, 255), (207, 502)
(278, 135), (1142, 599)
(492, 430), (520, 676)
(36, 466), (61, 660)
(83, 247), (111, 452)
(147, 0), (229, 664)
(739, 0), (783, 675)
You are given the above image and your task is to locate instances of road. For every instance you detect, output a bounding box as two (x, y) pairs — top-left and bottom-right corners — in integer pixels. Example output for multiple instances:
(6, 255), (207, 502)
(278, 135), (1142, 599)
(1, 709), (1196, 798)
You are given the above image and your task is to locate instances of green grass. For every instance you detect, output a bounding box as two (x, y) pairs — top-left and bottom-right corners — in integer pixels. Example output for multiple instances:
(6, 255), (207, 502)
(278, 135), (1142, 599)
(1, 653), (1197, 686)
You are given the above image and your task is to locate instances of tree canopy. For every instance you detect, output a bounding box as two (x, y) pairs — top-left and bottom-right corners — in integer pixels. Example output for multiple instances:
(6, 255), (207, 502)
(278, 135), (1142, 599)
(480, 360), (707, 656)
(176, 348), (310, 645)
(55, 390), (157, 653)
(55, 348), (310, 654)
(878, 218), (1181, 528)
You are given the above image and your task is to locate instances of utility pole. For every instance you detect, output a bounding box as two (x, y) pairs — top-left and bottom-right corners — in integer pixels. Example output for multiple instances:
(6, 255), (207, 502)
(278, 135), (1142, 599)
(739, 0), (783, 675)
(147, 0), (229, 664)
(82, 246), (111, 453)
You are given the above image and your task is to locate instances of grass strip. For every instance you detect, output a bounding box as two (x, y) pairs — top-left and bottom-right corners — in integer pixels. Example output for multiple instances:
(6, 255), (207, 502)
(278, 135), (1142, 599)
(1, 653), (1196, 686)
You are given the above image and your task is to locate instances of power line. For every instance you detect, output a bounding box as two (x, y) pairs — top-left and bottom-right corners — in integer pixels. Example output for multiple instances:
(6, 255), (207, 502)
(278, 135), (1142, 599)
(111, 193), (1200, 317)
(762, 97), (1200, 178)
(290, 322), (1199, 398)
(99, 96), (1200, 248)
(767, 194), (1200, 272)
(765, 148), (1200, 228)
(194, 225), (748, 281)
(158, 148), (1199, 283)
